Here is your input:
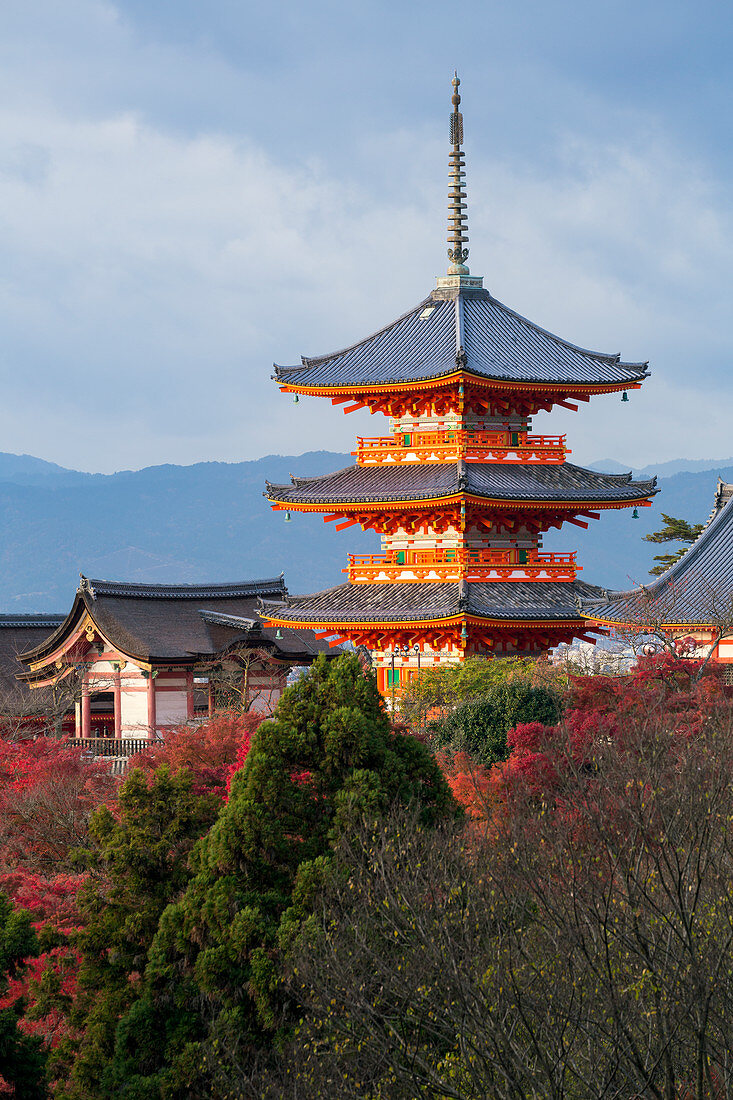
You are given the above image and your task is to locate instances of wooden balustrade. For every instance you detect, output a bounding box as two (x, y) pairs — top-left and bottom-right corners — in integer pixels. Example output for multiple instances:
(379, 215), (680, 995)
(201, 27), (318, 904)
(67, 737), (161, 758)
(344, 548), (579, 583)
(353, 429), (568, 465)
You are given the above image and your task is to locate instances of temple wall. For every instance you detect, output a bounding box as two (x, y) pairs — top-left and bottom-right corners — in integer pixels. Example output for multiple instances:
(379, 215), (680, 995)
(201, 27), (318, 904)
(155, 689), (188, 727)
(120, 669), (149, 733)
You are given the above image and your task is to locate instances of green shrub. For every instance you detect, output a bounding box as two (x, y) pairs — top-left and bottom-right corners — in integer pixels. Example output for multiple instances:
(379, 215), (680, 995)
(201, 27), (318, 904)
(432, 681), (562, 765)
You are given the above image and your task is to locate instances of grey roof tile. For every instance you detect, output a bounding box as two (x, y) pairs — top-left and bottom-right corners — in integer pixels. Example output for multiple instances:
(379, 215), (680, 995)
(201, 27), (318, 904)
(263, 579), (603, 624)
(584, 479), (733, 626)
(265, 462), (657, 506)
(19, 577), (331, 665)
(274, 290), (649, 391)
(0, 617), (66, 708)
(82, 576), (286, 600)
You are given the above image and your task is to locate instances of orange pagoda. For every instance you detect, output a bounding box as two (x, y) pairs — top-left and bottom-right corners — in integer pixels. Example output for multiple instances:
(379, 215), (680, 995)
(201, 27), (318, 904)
(262, 76), (657, 698)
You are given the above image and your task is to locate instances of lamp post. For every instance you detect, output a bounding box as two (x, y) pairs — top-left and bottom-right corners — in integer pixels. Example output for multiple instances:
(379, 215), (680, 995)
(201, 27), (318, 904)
(413, 643), (421, 673)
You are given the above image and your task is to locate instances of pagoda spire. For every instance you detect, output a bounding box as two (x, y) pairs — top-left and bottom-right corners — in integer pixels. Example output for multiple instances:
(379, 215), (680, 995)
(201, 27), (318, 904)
(447, 72), (470, 275)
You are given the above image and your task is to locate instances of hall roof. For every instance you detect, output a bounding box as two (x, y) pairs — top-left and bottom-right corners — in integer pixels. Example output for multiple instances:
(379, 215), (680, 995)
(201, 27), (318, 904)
(584, 480), (733, 628)
(261, 578), (603, 625)
(0, 615), (65, 711)
(265, 461), (658, 508)
(273, 289), (650, 393)
(21, 575), (334, 669)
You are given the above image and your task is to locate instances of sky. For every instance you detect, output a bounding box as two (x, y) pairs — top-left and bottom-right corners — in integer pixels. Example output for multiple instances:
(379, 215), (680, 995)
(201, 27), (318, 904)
(2, 0), (733, 473)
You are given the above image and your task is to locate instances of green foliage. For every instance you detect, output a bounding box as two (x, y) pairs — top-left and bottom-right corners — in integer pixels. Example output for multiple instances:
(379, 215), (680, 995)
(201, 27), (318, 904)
(54, 766), (221, 1100)
(107, 654), (456, 1097)
(432, 681), (562, 765)
(400, 655), (546, 730)
(644, 511), (705, 576)
(0, 890), (47, 1099)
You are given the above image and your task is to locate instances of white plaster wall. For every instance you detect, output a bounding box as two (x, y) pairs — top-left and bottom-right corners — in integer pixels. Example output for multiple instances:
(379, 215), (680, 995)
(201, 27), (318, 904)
(155, 690), (188, 726)
(120, 683), (149, 733)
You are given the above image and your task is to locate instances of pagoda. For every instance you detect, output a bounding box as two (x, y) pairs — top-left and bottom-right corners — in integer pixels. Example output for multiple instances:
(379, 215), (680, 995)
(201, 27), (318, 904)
(262, 76), (657, 698)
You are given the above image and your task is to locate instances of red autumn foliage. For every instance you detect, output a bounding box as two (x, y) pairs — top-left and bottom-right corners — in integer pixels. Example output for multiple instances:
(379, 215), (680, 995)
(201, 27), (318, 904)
(492, 653), (733, 815)
(0, 737), (117, 873)
(0, 871), (84, 1050)
(130, 711), (263, 798)
(436, 750), (493, 819)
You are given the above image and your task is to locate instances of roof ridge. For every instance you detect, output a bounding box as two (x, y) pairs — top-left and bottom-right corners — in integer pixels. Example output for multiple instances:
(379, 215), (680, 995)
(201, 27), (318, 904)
(83, 576), (287, 599)
(0, 614), (65, 627)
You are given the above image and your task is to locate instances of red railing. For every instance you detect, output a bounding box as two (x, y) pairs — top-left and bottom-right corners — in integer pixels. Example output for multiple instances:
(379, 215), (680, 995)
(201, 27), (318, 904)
(353, 429), (568, 465)
(344, 548), (579, 583)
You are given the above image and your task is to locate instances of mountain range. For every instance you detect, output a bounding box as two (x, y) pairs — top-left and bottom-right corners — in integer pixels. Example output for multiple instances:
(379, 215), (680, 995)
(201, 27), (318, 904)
(1, 451), (730, 613)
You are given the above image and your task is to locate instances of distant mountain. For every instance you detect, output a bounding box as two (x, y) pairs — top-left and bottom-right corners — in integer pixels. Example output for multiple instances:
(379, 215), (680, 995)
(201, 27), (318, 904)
(0, 452), (86, 486)
(0, 451), (378, 612)
(1, 450), (730, 612)
(590, 456), (733, 480)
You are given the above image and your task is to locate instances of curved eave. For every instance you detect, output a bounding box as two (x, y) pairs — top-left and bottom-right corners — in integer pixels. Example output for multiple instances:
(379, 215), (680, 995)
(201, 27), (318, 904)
(20, 594), (90, 668)
(587, 612), (718, 632)
(263, 612), (590, 630)
(20, 594), (173, 676)
(266, 493), (655, 513)
(275, 371), (646, 400)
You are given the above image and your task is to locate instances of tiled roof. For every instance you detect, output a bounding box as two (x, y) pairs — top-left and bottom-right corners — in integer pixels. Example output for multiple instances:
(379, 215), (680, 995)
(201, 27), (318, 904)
(20, 576), (333, 666)
(273, 289), (649, 391)
(265, 462), (657, 506)
(0, 615), (65, 630)
(81, 576), (286, 600)
(262, 579), (603, 624)
(584, 479), (733, 626)
(0, 616), (65, 707)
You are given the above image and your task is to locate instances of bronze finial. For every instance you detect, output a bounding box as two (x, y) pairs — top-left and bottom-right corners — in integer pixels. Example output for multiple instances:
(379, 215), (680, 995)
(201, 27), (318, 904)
(447, 72), (469, 275)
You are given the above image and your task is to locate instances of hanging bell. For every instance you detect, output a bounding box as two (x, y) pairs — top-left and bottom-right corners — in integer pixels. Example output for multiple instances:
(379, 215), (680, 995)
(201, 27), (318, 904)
(632, 508), (639, 519)
(460, 623), (468, 643)
(284, 511), (291, 523)
(275, 628), (283, 639)
(293, 394), (299, 404)
(621, 391), (629, 403)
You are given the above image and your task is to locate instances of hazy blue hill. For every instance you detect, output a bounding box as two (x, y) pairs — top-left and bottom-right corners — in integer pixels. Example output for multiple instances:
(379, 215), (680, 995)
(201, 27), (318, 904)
(0, 452), (88, 486)
(1, 450), (730, 613)
(590, 456), (733, 479)
(0, 451), (378, 612)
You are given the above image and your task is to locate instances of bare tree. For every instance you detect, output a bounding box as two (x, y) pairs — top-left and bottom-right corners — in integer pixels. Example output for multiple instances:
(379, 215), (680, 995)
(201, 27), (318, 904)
(1, 657), (82, 741)
(200, 645), (288, 717)
(284, 709), (733, 1099)
(604, 571), (733, 680)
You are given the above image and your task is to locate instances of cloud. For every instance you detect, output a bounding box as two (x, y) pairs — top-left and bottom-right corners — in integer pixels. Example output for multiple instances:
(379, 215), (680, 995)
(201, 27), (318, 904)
(0, 1), (731, 473)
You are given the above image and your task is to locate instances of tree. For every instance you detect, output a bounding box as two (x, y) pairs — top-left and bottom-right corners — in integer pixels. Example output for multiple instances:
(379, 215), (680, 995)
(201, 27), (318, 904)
(399, 655), (550, 732)
(103, 653), (456, 1098)
(607, 575), (733, 680)
(644, 512), (705, 577)
(0, 891), (47, 1099)
(200, 645), (287, 717)
(53, 765), (225, 1100)
(286, 666), (733, 1099)
(127, 711), (262, 798)
(0, 738), (116, 875)
(0, 656), (116, 743)
(430, 680), (562, 765)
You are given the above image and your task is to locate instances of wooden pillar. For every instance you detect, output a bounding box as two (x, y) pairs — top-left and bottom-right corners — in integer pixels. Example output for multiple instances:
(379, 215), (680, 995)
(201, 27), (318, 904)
(186, 670), (194, 720)
(114, 671), (122, 740)
(147, 674), (157, 740)
(208, 680), (213, 718)
(81, 679), (91, 740)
